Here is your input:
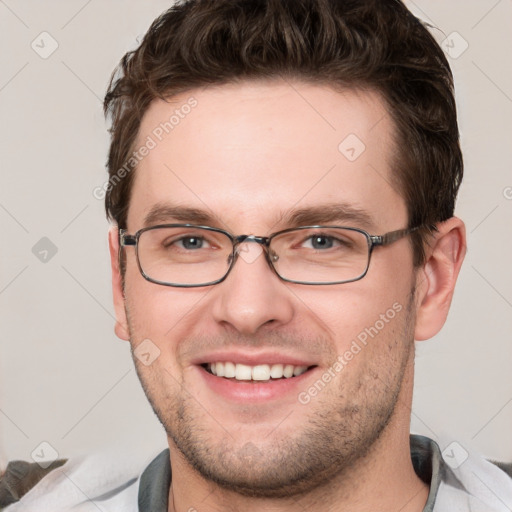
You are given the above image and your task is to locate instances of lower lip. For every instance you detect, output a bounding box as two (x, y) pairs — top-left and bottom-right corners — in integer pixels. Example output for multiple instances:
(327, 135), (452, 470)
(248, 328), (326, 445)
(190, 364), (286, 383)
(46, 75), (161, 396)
(196, 365), (317, 403)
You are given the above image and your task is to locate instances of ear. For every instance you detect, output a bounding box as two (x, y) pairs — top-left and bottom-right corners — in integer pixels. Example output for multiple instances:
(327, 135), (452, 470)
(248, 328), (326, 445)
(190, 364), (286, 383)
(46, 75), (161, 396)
(108, 227), (130, 341)
(414, 217), (466, 341)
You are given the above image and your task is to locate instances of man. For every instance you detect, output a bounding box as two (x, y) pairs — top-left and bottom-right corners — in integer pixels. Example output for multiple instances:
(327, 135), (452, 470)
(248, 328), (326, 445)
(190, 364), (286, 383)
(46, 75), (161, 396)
(3, 0), (511, 511)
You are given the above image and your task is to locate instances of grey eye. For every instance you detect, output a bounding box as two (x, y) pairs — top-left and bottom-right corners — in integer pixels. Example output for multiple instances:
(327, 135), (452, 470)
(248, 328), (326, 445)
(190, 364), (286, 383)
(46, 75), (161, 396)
(179, 236), (205, 249)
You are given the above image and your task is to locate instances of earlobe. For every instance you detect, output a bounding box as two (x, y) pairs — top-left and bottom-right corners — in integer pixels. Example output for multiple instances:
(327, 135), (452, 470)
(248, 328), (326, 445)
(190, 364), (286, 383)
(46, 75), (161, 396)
(414, 217), (467, 341)
(108, 227), (130, 341)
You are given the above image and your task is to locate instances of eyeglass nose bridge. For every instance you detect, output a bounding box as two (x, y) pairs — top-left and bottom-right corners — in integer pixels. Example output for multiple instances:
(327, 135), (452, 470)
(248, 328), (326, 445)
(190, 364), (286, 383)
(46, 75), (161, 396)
(233, 234), (270, 247)
(228, 234), (280, 267)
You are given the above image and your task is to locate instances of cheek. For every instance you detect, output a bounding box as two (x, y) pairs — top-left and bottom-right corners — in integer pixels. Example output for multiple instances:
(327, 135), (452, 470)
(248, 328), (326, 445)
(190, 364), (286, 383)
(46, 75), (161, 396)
(123, 271), (211, 355)
(292, 280), (410, 344)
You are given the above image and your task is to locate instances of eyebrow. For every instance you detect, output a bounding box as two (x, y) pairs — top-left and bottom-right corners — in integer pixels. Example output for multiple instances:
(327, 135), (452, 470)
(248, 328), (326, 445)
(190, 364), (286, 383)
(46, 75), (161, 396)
(142, 202), (376, 231)
(280, 203), (376, 230)
(143, 204), (218, 227)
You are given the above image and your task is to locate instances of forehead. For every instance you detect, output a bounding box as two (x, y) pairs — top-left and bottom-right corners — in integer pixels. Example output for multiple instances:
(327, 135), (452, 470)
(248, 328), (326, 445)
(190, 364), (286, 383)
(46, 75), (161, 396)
(128, 80), (406, 232)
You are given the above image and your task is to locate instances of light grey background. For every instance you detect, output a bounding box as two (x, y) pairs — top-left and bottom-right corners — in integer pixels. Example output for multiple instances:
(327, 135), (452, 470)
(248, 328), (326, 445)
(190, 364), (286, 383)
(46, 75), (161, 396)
(0, 1), (511, 470)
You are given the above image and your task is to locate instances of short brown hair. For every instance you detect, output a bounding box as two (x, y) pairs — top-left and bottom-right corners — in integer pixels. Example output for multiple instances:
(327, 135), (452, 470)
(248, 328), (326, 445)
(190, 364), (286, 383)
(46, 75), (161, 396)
(104, 0), (463, 266)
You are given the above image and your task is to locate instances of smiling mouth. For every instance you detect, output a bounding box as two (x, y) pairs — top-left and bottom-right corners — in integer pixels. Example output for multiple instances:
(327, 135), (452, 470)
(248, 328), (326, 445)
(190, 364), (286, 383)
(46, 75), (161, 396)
(202, 362), (317, 382)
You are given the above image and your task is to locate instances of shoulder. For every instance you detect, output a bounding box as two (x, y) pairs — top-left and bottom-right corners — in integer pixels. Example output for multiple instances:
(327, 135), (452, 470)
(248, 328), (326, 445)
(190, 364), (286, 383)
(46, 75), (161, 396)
(411, 434), (512, 512)
(0, 459), (67, 509)
(439, 447), (512, 511)
(0, 448), (160, 512)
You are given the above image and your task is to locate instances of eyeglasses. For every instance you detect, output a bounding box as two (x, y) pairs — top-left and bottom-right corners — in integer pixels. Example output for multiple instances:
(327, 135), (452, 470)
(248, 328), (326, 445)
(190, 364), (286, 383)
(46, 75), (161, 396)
(119, 224), (418, 287)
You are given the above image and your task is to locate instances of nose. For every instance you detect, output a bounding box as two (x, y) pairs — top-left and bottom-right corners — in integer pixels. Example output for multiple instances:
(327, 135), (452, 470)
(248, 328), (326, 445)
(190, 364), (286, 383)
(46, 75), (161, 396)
(211, 242), (295, 335)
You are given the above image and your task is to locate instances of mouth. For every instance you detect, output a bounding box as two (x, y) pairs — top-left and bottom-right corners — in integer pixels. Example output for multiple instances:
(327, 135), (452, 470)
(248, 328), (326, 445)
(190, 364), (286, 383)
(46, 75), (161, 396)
(201, 362), (316, 382)
(192, 351), (321, 403)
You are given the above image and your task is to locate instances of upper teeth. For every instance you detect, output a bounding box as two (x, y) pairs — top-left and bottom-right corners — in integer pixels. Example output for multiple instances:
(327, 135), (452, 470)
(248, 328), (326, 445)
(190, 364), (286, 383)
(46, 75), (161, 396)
(208, 362), (308, 381)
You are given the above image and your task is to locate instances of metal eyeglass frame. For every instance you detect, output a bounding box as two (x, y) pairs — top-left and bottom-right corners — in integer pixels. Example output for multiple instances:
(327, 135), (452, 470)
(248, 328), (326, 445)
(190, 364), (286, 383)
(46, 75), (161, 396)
(119, 224), (420, 287)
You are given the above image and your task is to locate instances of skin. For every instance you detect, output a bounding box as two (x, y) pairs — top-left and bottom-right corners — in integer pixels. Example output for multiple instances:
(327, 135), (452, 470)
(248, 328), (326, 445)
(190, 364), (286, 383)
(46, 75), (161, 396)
(109, 80), (466, 512)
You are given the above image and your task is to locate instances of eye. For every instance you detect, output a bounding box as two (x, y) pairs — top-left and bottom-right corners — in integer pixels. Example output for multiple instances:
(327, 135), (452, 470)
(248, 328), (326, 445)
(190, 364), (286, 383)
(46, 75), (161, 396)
(163, 235), (215, 251)
(307, 235), (334, 250)
(176, 236), (209, 250)
(302, 234), (348, 250)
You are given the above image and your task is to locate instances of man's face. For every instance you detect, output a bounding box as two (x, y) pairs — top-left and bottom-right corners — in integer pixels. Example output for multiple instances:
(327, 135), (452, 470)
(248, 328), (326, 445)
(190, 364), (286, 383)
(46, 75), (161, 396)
(115, 81), (419, 496)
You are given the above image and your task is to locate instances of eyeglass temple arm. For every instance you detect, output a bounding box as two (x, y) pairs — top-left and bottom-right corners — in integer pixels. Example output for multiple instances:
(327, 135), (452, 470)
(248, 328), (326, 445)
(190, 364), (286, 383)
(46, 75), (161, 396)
(119, 229), (136, 246)
(117, 229), (137, 270)
(370, 226), (420, 247)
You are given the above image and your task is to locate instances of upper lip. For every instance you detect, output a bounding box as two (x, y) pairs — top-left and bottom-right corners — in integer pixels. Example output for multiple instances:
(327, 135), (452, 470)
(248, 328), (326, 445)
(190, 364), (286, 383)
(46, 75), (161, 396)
(191, 350), (319, 367)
